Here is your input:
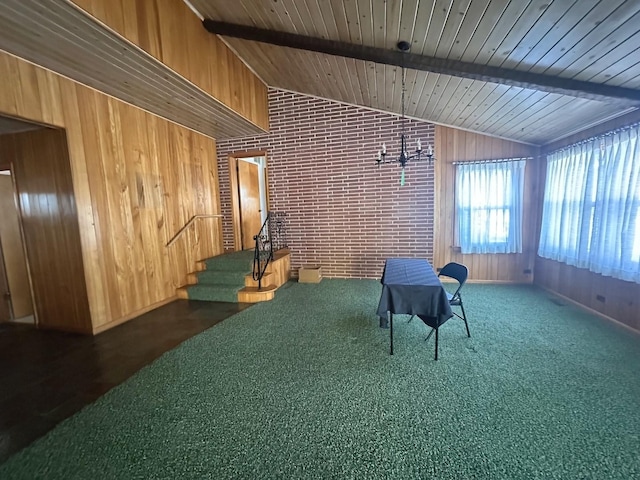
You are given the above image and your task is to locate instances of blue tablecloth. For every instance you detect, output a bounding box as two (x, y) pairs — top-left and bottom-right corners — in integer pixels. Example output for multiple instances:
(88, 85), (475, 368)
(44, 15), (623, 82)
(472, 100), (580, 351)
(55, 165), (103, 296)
(377, 258), (453, 327)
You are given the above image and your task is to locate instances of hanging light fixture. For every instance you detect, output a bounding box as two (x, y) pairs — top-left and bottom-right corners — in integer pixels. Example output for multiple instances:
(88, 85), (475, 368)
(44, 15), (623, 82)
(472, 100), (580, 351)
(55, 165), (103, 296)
(376, 41), (434, 185)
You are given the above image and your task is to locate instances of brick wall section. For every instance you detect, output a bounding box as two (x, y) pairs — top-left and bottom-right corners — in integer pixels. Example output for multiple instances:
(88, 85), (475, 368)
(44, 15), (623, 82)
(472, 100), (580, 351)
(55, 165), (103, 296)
(216, 89), (435, 279)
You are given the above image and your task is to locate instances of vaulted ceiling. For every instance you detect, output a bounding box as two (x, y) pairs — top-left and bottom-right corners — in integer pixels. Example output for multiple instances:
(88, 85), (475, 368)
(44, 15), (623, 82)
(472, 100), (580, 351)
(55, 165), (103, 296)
(187, 0), (640, 145)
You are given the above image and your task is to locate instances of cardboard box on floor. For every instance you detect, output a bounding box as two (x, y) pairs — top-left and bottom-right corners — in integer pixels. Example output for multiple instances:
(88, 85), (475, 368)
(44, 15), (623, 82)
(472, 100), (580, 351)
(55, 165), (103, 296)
(298, 265), (322, 283)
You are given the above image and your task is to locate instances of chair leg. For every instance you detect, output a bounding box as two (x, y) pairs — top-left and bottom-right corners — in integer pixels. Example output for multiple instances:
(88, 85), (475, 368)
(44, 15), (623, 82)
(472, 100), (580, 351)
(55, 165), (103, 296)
(460, 302), (470, 337)
(425, 328), (435, 341)
(408, 315), (415, 323)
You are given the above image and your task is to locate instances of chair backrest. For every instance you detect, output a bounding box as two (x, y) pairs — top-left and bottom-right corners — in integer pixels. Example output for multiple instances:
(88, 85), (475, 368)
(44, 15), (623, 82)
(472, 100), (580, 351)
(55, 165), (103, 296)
(438, 262), (468, 301)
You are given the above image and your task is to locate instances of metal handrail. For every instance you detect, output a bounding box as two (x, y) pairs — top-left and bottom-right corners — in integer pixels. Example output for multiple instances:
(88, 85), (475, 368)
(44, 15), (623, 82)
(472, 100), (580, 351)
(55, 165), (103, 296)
(253, 212), (288, 289)
(166, 214), (223, 247)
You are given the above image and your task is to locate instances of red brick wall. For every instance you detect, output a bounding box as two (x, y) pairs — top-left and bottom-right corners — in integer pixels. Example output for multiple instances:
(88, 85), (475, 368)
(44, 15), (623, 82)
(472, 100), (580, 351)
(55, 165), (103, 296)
(216, 89), (435, 279)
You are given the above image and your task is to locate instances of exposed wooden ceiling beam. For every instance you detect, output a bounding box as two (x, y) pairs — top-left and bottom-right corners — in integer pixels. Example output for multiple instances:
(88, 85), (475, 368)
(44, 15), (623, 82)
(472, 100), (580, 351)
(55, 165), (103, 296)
(203, 20), (640, 106)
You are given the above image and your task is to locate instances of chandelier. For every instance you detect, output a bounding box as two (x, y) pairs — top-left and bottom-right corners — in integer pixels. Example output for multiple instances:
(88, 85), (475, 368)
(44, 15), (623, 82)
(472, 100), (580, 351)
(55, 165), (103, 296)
(376, 41), (434, 185)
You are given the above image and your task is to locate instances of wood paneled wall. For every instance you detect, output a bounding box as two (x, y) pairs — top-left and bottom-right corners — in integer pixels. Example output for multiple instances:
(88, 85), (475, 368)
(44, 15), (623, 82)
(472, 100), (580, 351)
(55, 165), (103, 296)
(535, 258), (639, 331)
(69, 0), (269, 131)
(434, 125), (541, 282)
(0, 50), (223, 333)
(0, 129), (91, 332)
(534, 109), (640, 331)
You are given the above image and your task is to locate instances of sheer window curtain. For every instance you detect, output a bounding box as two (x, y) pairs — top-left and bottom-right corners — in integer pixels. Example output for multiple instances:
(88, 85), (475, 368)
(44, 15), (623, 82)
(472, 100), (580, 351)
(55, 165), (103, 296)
(538, 124), (640, 283)
(456, 160), (526, 254)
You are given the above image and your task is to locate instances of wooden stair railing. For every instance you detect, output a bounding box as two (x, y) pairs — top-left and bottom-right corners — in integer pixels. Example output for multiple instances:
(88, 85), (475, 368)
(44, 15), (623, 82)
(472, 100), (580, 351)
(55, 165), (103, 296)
(166, 214), (223, 247)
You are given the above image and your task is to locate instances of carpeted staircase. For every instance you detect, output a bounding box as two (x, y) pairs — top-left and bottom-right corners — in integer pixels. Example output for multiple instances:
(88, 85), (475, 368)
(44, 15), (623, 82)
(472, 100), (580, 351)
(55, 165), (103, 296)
(184, 250), (254, 303)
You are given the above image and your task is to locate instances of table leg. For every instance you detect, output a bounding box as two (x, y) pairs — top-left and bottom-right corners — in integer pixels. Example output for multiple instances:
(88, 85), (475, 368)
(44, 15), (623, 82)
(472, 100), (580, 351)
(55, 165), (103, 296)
(390, 312), (394, 355)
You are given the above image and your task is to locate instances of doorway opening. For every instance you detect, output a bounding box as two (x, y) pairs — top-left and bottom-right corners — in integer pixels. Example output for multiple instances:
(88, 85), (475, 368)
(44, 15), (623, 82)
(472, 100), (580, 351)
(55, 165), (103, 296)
(228, 153), (269, 251)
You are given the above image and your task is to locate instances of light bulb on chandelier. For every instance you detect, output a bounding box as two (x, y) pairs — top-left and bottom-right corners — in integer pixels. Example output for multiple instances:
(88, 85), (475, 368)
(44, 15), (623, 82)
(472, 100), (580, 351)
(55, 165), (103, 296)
(375, 40), (435, 185)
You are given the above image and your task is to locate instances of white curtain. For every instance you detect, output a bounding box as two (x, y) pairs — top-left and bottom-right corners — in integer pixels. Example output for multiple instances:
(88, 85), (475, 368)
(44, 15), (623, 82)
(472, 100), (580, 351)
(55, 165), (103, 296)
(538, 124), (640, 283)
(456, 160), (526, 254)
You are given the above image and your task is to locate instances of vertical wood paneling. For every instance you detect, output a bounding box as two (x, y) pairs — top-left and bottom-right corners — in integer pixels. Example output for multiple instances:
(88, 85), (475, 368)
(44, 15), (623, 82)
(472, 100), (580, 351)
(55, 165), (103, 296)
(0, 50), (224, 333)
(0, 128), (92, 333)
(69, 0), (269, 131)
(535, 258), (640, 331)
(434, 125), (540, 282)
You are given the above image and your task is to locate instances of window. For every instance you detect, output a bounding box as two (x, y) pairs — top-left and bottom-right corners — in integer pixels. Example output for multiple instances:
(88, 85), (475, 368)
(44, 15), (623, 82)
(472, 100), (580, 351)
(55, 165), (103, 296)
(538, 124), (640, 283)
(455, 159), (526, 254)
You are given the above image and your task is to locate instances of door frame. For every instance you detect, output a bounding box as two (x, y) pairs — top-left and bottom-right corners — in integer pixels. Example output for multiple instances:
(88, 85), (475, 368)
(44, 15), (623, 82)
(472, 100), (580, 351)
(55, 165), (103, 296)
(228, 151), (270, 252)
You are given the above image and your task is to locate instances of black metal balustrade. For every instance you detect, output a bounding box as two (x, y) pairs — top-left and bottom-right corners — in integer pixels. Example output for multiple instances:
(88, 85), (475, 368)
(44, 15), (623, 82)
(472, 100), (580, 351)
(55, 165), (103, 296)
(253, 211), (288, 289)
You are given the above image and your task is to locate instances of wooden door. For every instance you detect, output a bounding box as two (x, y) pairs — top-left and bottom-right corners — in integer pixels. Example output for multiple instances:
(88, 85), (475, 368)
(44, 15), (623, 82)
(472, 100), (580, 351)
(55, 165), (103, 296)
(0, 239), (11, 322)
(237, 160), (262, 250)
(0, 173), (32, 320)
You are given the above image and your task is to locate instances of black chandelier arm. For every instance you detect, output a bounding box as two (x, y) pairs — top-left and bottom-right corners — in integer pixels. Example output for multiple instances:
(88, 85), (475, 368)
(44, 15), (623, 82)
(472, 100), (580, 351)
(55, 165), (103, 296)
(374, 40), (435, 172)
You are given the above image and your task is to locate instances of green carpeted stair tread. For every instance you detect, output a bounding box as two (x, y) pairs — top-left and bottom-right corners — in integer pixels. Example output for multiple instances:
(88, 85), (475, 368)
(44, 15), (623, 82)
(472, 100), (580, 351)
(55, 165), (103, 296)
(189, 250), (255, 303)
(186, 284), (241, 303)
(195, 270), (248, 285)
(203, 250), (253, 271)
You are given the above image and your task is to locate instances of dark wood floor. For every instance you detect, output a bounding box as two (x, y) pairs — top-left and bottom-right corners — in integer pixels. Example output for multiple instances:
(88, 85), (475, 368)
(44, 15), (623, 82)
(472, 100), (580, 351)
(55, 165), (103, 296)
(0, 299), (252, 464)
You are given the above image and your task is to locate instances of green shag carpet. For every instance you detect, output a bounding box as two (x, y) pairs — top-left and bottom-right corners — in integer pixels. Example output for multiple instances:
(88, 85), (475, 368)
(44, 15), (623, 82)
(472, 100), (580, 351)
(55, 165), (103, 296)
(2, 281), (639, 479)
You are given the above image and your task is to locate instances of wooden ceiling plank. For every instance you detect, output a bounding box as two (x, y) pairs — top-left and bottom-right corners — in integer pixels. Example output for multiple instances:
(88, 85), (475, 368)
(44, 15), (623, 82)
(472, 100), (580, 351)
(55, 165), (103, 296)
(403, 68), (421, 117)
(383, 0), (403, 50)
(278, 0), (313, 35)
(316, 0), (342, 40)
(445, 0), (493, 60)
(420, 0), (452, 57)
(515, 0), (622, 72)
(325, 0), (349, 42)
(410, 0), (436, 57)
(485, 91), (559, 134)
(355, 0), (375, 46)
(418, 73), (456, 119)
(398, 0), (420, 49)
(263, 0), (301, 32)
(387, 64), (401, 113)
(495, 0), (585, 70)
(462, 85), (520, 130)
(438, 78), (485, 125)
(498, 94), (577, 139)
(305, 0), (331, 40)
(429, 76), (465, 120)
(370, 0), (387, 49)
(411, 72), (438, 120)
(570, 30), (640, 85)
(536, 3), (640, 77)
(341, 0), (362, 44)
(529, 102), (627, 144)
(347, 57), (366, 105)
(466, 0), (537, 64)
(433, 0), (473, 59)
(446, 82), (503, 127)
(603, 58), (640, 89)
(374, 61), (388, 110)
(362, 60), (379, 110)
(353, 57), (372, 105)
(486, 0), (580, 68)
(474, 89), (543, 131)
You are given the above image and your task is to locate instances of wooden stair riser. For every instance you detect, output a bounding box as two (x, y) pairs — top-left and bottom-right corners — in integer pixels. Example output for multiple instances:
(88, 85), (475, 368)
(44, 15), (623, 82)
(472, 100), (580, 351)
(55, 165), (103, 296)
(244, 272), (275, 288)
(237, 285), (277, 303)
